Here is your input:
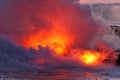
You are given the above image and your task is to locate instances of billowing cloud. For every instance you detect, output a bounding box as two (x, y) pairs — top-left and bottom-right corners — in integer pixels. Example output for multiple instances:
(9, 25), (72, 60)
(80, 0), (120, 4)
(0, 0), (114, 68)
(0, 0), (100, 50)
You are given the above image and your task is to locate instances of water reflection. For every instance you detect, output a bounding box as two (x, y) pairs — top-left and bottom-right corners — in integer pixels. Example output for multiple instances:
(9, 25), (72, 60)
(1, 65), (120, 80)
(0, 68), (103, 80)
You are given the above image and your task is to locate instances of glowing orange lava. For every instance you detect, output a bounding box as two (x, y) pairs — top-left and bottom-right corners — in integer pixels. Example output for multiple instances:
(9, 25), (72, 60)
(80, 50), (105, 65)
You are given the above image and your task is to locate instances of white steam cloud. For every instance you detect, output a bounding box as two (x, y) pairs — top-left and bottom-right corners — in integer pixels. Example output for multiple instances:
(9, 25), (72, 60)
(80, 0), (120, 4)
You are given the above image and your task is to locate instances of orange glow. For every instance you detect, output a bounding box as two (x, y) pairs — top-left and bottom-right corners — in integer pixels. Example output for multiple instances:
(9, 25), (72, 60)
(22, 27), (72, 56)
(7, 0), (112, 67)
(81, 52), (99, 64)
(45, 33), (68, 55)
(80, 50), (105, 65)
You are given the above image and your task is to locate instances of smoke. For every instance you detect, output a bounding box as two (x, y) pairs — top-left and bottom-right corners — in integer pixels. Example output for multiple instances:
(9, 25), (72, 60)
(0, 0), (112, 68)
(79, 0), (120, 50)
(85, 2), (120, 50)
(0, 35), (86, 69)
(0, 0), (101, 49)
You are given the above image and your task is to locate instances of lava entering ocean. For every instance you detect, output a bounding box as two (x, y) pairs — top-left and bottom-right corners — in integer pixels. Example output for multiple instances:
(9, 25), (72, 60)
(21, 28), (108, 65)
(18, 0), (110, 66)
(0, 0), (114, 66)
(80, 50), (106, 65)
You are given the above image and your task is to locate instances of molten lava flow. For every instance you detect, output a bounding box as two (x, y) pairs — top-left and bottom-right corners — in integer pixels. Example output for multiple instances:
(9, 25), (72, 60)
(70, 49), (107, 65)
(81, 52), (99, 64)
(80, 50), (105, 65)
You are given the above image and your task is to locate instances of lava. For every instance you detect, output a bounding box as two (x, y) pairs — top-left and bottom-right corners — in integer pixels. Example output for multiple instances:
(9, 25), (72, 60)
(21, 27), (108, 65)
(10, 0), (111, 66)
(70, 49), (107, 65)
(80, 50), (106, 65)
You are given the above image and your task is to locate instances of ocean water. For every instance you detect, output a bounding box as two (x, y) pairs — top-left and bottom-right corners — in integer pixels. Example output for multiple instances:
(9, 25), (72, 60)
(0, 65), (120, 80)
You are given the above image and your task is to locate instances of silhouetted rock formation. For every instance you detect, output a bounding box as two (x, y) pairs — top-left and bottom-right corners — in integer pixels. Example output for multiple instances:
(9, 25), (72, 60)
(110, 25), (120, 37)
